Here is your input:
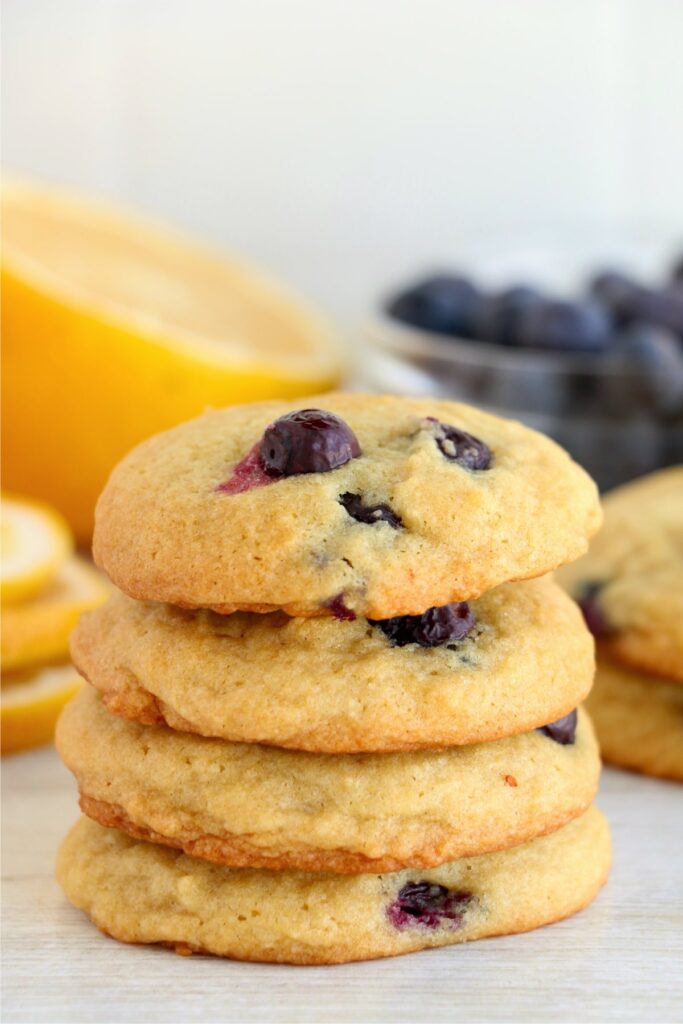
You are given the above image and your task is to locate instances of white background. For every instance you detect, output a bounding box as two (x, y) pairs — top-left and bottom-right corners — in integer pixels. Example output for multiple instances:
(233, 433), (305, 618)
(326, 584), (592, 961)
(3, 0), (683, 321)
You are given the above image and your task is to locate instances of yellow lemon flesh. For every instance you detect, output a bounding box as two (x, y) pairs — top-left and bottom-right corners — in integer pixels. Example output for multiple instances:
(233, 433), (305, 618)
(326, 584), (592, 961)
(2, 557), (109, 672)
(1, 664), (83, 755)
(2, 178), (344, 541)
(1, 495), (73, 606)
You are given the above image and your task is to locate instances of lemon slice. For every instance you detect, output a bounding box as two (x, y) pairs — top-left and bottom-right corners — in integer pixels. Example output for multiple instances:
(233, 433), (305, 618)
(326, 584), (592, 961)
(1, 495), (73, 605)
(2, 557), (109, 671)
(1, 178), (344, 541)
(1, 664), (83, 755)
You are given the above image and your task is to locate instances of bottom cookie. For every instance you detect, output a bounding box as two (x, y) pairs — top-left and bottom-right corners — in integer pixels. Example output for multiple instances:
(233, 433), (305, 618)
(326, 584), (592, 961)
(587, 654), (683, 782)
(56, 808), (610, 965)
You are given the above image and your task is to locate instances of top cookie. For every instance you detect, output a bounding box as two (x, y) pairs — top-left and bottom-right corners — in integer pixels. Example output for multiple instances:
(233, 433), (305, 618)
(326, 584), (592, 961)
(93, 393), (601, 618)
(558, 466), (683, 682)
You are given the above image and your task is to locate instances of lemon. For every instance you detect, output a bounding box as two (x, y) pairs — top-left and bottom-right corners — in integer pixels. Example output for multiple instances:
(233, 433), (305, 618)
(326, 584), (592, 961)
(1, 495), (73, 605)
(1, 664), (83, 755)
(2, 557), (109, 672)
(1, 178), (344, 542)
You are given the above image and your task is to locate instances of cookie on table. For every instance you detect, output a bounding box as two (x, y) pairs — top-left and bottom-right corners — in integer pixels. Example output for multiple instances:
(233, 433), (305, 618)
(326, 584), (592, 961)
(58, 688), (598, 873)
(71, 576), (593, 753)
(558, 466), (683, 683)
(587, 653), (683, 782)
(57, 809), (611, 965)
(93, 393), (601, 619)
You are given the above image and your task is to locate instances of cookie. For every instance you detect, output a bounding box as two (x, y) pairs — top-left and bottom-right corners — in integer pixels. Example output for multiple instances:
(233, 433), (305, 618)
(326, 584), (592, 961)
(58, 688), (599, 873)
(56, 808), (610, 965)
(586, 652), (683, 781)
(558, 466), (683, 683)
(92, 393), (601, 618)
(71, 576), (594, 753)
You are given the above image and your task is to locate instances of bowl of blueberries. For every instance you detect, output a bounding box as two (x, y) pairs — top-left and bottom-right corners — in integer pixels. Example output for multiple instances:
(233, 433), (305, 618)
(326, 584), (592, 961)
(368, 260), (683, 490)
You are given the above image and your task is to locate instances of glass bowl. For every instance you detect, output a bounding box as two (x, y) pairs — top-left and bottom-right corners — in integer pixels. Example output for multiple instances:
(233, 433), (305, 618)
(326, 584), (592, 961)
(364, 315), (683, 491)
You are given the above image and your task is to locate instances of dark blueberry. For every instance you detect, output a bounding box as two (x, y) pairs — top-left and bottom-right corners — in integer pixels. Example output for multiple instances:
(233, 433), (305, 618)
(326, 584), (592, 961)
(327, 594), (356, 621)
(261, 410), (361, 477)
(577, 581), (611, 638)
(426, 418), (492, 469)
(371, 602), (475, 648)
(537, 709), (578, 746)
(386, 274), (481, 338)
(670, 255), (683, 289)
(590, 272), (683, 337)
(339, 493), (402, 529)
(517, 299), (612, 353)
(472, 286), (544, 346)
(387, 881), (472, 931)
(589, 270), (641, 327)
(627, 287), (683, 338)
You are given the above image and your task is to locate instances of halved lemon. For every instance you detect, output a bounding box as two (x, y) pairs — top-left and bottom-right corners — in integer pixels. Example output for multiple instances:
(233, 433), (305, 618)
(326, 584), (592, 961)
(1, 178), (344, 541)
(1, 664), (83, 755)
(1, 495), (73, 606)
(2, 557), (109, 671)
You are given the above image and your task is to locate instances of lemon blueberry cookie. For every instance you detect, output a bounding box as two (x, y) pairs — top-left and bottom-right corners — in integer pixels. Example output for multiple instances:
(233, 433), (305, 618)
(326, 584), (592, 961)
(57, 809), (610, 965)
(58, 687), (598, 873)
(559, 467), (683, 683)
(93, 394), (601, 618)
(586, 653), (683, 782)
(71, 576), (593, 753)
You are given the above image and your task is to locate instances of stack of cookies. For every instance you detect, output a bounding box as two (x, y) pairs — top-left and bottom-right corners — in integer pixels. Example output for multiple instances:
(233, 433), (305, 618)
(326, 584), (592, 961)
(56, 394), (611, 965)
(559, 466), (683, 783)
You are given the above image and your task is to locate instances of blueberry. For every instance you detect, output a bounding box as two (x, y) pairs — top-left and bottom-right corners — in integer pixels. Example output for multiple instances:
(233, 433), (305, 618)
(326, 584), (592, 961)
(261, 410), (361, 477)
(577, 582), (611, 638)
(590, 272), (683, 338)
(472, 286), (544, 346)
(339, 493), (402, 529)
(589, 270), (640, 326)
(517, 299), (612, 353)
(628, 287), (683, 339)
(387, 881), (472, 931)
(371, 602), (475, 647)
(386, 274), (480, 337)
(537, 709), (578, 746)
(326, 594), (356, 621)
(670, 255), (683, 289)
(426, 418), (492, 469)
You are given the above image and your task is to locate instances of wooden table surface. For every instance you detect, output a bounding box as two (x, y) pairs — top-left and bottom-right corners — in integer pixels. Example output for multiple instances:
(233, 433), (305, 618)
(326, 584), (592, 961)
(2, 746), (682, 1024)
